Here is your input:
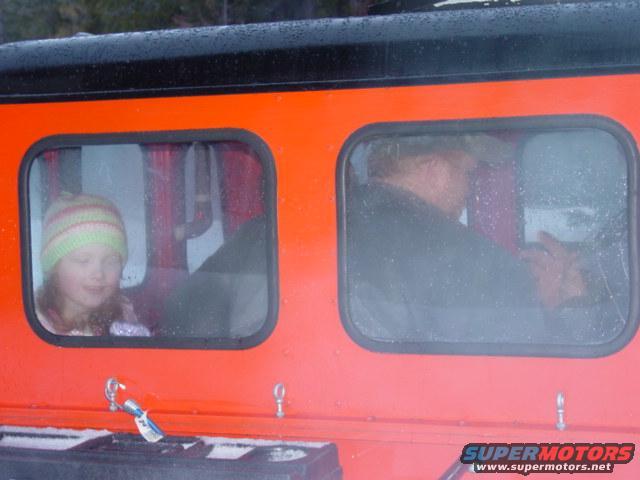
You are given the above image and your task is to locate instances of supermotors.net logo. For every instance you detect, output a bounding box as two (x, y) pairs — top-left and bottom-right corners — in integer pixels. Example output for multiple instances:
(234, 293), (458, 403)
(460, 443), (635, 475)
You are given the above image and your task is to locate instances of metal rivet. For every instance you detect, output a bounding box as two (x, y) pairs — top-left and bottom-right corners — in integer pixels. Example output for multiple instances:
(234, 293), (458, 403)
(104, 377), (126, 412)
(273, 383), (286, 419)
(556, 392), (566, 431)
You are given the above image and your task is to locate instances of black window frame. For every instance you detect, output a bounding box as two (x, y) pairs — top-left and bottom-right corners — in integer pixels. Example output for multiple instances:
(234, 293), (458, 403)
(20, 128), (279, 350)
(336, 114), (639, 358)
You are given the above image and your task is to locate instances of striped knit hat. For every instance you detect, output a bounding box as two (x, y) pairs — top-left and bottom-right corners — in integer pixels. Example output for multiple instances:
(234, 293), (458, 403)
(40, 193), (128, 274)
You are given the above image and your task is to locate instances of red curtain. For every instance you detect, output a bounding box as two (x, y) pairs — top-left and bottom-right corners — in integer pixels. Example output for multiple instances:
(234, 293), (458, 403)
(470, 159), (519, 255)
(144, 143), (188, 268)
(42, 149), (61, 205)
(218, 142), (264, 237)
(136, 143), (188, 330)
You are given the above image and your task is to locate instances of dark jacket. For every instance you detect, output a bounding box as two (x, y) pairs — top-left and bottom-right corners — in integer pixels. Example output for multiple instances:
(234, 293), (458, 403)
(345, 183), (547, 343)
(161, 216), (269, 338)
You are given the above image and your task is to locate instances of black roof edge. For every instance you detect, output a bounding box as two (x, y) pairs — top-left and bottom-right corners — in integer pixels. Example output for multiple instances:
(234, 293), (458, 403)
(1, 0), (640, 101)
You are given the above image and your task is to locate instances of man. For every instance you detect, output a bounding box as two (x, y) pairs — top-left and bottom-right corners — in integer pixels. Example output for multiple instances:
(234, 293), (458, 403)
(346, 135), (587, 344)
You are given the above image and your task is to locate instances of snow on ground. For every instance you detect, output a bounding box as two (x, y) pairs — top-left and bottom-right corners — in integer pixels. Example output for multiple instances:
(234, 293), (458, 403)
(0, 425), (110, 451)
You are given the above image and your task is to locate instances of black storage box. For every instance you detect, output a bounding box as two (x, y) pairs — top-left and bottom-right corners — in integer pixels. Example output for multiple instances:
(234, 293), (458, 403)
(0, 427), (342, 480)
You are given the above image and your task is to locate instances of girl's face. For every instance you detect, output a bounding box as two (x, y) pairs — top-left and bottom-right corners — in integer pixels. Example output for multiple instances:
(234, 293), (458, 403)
(54, 244), (123, 319)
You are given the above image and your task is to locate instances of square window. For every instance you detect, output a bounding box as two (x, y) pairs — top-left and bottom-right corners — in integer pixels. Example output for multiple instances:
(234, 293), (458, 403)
(339, 117), (636, 356)
(23, 132), (277, 348)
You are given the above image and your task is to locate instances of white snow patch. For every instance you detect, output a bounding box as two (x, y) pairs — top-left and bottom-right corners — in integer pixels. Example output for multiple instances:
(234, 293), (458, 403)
(267, 447), (307, 462)
(0, 426), (110, 451)
(207, 444), (254, 460)
(0, 426), (327, 461)
(198, 436), (327, 449)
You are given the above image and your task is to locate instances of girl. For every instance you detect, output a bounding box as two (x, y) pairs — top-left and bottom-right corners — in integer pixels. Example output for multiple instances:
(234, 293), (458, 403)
(36, 193), (150, 336)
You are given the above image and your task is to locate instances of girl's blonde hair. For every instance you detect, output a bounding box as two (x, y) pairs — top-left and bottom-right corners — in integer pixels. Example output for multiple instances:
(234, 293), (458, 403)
(36, 275), (123, 335)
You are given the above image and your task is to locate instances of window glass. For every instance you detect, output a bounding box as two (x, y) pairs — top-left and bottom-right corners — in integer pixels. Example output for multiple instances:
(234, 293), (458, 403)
(26, 136), (274, 346)
(521, 131), (627, 243)
(341, 121), (632, 355)
(29, 145), (147, 290)
(184, 146), (225, 274)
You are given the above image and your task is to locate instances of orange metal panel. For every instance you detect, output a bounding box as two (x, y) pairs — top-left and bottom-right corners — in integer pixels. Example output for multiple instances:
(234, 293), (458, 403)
(1, 74), (639, 477)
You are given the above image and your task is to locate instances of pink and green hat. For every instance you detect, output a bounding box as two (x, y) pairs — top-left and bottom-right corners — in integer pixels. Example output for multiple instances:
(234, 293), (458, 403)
(40, 193), (128, 274)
